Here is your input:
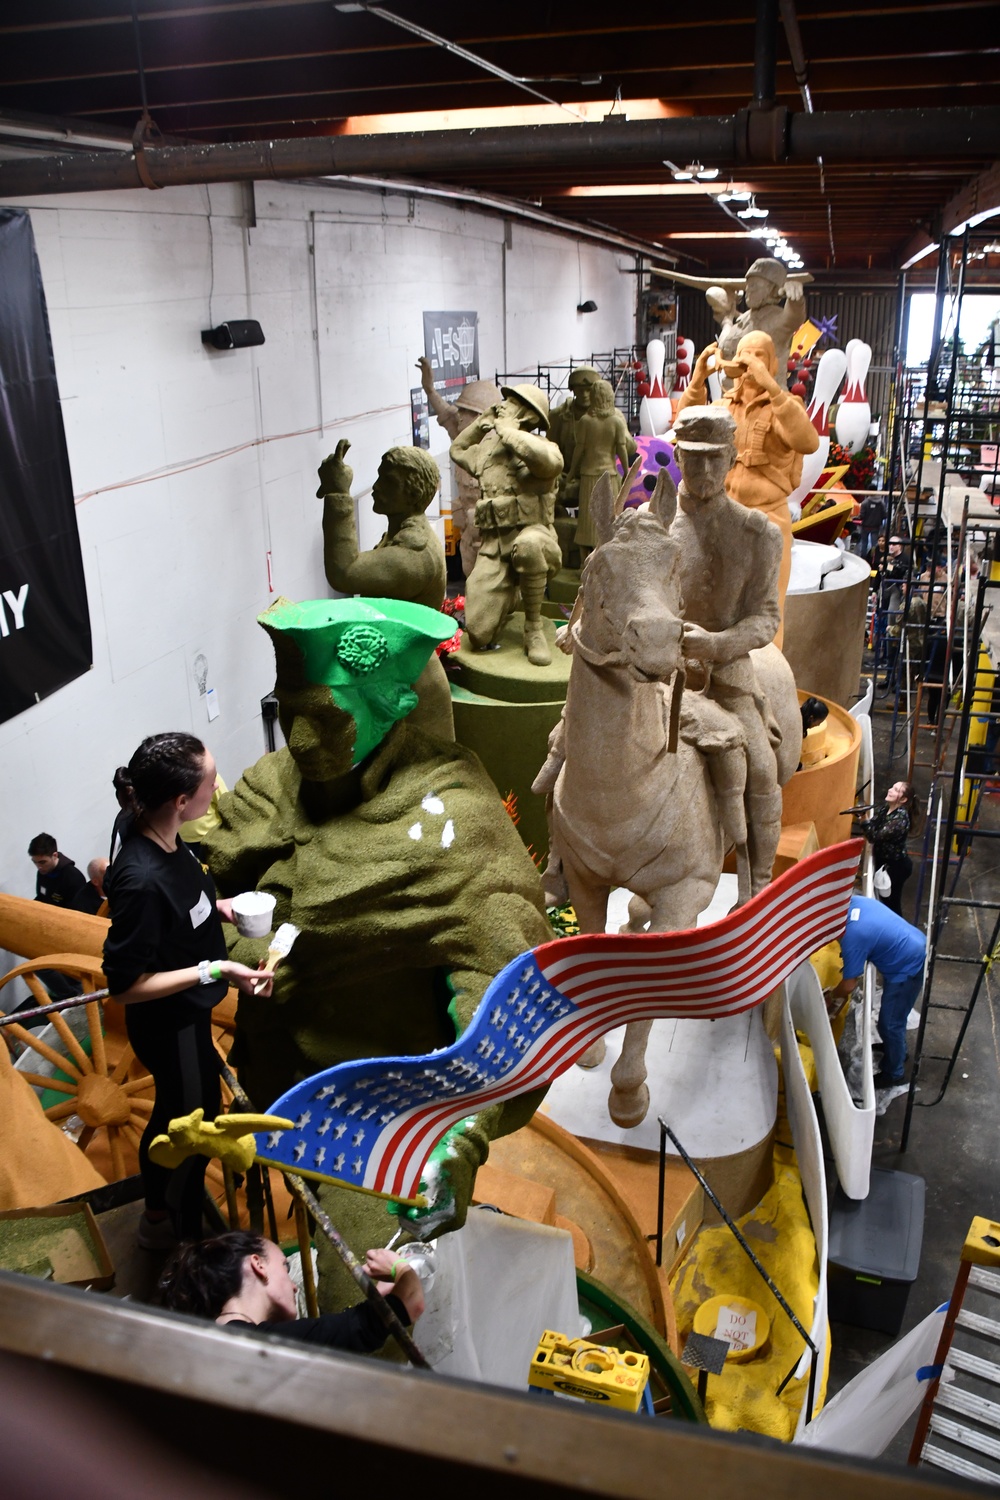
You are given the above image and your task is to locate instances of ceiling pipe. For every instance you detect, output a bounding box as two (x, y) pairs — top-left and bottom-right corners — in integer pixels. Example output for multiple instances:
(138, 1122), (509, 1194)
(752, 0), (780, 112)
(0, 107), (997, 200)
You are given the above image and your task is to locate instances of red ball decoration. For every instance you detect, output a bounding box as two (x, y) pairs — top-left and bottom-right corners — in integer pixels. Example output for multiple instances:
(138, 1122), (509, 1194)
(791, 381), (808, 398)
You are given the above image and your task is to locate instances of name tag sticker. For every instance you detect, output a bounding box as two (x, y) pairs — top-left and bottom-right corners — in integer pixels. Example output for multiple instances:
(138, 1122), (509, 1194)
(190, 890), (212, 928)
(850, 908), (860, 921)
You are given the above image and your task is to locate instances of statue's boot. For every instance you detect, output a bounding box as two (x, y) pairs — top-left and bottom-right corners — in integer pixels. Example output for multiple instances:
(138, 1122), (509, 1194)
(520, 571), (551, 666)
(746, 788), (784, 896)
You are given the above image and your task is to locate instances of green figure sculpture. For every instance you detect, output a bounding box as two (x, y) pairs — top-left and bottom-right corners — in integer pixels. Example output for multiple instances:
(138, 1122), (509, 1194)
(318, 438), (454, 740)
(203, 596), (550, 1318)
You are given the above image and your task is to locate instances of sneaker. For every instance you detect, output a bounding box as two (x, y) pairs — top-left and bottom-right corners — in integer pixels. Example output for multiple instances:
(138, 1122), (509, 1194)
(137, 1212), (178, 1252)
(873, 1069), (906, 1091)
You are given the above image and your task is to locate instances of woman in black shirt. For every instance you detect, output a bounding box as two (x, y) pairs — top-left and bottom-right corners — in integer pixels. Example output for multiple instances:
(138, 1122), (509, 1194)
(861, 780), (918, 917)
(158, 1230), (424, 1350)
(104, 733), (271, 1249)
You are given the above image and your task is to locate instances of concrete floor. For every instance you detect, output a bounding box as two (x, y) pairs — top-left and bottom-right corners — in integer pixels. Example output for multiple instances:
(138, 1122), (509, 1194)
(825, 670), (1000, 1464)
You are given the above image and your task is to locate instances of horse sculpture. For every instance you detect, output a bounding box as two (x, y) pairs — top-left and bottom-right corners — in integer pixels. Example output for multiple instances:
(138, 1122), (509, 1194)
(533, 467), (800, 1127)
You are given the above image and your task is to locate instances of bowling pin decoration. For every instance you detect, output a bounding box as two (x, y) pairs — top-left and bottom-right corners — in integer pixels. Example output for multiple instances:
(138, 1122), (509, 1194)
(671, 337), (695, 399)
(834, 339), (873, 454)
(787, 347), (847, 518)
(639, 339), (674, 436)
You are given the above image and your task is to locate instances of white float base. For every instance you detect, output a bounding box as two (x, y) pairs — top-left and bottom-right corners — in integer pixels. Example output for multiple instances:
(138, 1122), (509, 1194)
(544, 874), (779, 1160)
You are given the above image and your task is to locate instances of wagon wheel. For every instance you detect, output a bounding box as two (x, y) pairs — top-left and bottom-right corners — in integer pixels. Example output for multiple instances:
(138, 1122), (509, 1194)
(1, 956), (243, 1184)
(0, 954), (153, 1182)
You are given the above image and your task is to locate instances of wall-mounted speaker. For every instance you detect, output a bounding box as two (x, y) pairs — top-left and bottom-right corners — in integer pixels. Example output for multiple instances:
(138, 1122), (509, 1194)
(201, 320), (265, 351)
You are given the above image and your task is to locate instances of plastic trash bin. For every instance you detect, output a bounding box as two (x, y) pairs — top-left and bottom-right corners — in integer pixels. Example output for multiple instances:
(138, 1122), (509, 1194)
(828, 1167), (925, 1335)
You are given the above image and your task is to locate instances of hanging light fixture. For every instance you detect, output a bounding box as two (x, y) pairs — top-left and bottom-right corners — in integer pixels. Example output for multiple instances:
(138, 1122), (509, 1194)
(716, 183), (752, 204)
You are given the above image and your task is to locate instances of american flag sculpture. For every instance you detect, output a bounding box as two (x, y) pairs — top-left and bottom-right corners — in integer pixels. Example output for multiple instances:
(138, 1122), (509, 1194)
(255, 838), (862, 1205)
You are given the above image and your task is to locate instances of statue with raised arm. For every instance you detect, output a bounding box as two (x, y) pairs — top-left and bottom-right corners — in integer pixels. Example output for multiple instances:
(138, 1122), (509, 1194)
(710, 257), (806, 390)
(450, 383), (564, 667)
(203, 595), (551, 1312)
(679, 330), (819, 647)
(318, 439), (454, 740)
(415, 357), (501, 578)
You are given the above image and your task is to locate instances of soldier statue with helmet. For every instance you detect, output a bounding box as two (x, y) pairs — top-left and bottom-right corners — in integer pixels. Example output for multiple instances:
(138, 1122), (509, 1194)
(709, 256), (806, 391)
(450, 383), (564, 667)
(416, 357), (502, 578)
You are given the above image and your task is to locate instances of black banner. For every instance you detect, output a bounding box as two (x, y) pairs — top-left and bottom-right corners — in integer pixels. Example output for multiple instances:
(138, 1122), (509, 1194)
(0, 209), (91, 724)
(422, 310), (479, 392)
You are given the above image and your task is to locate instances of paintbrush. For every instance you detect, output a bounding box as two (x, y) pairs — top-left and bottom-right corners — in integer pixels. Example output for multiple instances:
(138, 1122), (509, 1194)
(254, 921), (300, 993)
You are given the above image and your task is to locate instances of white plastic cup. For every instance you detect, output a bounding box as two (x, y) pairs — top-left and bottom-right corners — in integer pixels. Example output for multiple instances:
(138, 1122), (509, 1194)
(231, 891), (276, 939)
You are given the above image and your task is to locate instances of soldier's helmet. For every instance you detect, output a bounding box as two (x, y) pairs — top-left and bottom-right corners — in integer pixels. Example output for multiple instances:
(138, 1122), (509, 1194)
(500, 383), (552, 432)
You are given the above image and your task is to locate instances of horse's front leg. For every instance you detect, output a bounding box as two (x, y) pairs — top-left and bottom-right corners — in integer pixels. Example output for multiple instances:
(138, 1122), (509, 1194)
(608, 886), (713, 1127)
(608, 1019), (654, 1126)
(561, 846), (612, 1069)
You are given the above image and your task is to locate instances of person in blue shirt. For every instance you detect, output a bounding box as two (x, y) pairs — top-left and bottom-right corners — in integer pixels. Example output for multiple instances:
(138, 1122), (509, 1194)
(833, 894), (926, 1088)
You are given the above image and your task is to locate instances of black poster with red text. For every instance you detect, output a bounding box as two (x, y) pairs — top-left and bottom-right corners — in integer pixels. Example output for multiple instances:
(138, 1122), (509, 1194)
(0, 209), (91, 724)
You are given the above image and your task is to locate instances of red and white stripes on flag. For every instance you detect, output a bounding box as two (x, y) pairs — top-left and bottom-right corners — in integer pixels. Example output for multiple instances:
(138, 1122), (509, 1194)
(256, 838), (862, 1205)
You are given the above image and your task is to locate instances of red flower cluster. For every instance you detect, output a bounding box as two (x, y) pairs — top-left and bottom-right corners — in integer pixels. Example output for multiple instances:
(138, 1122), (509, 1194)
(829, 440), (876, 489)
(436, 593), (465, 657)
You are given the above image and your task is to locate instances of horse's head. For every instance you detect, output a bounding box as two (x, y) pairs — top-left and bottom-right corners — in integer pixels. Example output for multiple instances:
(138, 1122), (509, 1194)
(575, 467), (685, 683)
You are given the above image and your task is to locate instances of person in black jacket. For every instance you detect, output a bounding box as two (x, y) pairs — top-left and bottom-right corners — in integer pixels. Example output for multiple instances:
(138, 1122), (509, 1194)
(158, 1231), (424, 1350)
(103, 732), (272, 1250)
(25, 833), (88, 1005)
(28, 832), (87, 908)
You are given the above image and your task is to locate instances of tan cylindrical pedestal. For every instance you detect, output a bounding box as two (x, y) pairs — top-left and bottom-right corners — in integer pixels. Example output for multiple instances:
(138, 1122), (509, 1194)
(697, 1127), (776, 1225)
(781, 692), (862, 849)
(783, 552), (871, 709)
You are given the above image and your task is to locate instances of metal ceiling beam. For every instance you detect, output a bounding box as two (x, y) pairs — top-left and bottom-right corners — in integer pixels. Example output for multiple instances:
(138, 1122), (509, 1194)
(897, 161), (1000, 267)
(1, 105), (998, 199)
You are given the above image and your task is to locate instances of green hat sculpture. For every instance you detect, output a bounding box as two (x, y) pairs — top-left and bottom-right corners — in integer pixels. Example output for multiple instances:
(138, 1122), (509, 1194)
(260, 596), (455, 765)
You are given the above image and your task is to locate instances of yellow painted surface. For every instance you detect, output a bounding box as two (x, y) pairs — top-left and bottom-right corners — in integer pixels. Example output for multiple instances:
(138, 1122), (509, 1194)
(955, 643), (995, 843)
(790, 321), (822, 360)
(693, 1294), (771, 1363)
(963, 1217), (1000, 1267)
(809, 939), (843, 995)
(670, 1050), (828, 1441)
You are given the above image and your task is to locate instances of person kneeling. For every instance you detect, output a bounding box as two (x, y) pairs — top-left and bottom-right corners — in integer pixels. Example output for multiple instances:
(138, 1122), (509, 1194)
(158, 1231), (423, 1352)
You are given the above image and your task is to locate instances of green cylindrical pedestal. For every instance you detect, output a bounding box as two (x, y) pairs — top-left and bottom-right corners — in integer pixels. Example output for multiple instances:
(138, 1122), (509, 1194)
(548, 569), (582, 605)
(450, 614), (570, 863)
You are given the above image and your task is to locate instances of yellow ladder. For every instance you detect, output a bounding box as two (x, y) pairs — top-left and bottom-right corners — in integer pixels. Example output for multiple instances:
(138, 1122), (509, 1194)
(910, 1217), (1000, 1484)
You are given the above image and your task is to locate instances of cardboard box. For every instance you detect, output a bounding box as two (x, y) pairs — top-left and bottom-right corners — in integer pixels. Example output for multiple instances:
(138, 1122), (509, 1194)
(0, 1200), (115, 1290)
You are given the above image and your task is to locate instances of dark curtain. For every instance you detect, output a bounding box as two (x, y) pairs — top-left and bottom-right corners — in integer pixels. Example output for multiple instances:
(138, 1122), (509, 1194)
(0, 208), (91, 725)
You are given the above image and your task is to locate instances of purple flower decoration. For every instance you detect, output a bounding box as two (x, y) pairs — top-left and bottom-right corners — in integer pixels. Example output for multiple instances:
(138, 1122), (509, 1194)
(617, 436), (681, 508)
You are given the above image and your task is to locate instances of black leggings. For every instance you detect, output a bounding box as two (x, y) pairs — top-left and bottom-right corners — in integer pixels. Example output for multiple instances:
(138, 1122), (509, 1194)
(125, 999), (220, 1239)
(878, 853), (913, 917)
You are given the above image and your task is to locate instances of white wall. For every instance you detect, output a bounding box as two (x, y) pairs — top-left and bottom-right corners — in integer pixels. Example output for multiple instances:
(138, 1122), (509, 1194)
(0, 177), (635, 911)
